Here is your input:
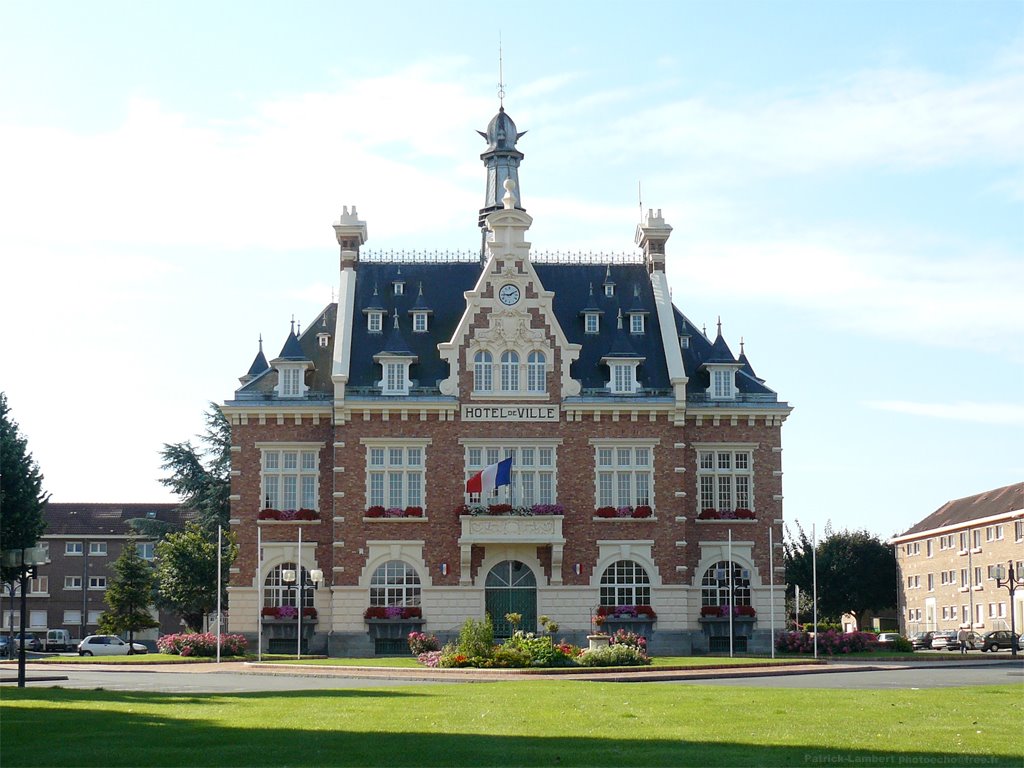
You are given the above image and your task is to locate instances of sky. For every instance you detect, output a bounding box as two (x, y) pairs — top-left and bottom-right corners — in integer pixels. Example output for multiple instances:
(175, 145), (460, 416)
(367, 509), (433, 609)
(2, 0), (1021, 541)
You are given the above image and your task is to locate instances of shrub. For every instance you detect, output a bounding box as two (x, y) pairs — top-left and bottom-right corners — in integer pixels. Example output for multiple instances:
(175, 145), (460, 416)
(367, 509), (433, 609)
(157, 632), (248, 657)
(578, 643), (651, 667)
(609, 629), (647, 652)
(408, 631), (440, 655)
(454, 615), (494, 659)
(775, 630), (880, 655)
(503, 632), (579, 667)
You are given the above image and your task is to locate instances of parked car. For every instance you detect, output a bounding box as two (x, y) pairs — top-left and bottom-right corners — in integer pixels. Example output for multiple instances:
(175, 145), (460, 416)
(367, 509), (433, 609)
(910, 631), (934, 650)
(0, 635), (9, 658)
(876, 632), (903, 649)
(979, 630), (1020, 652)
(77, 635), (149, 656)
(13, 632), (41, 652)
(931, 630), (980, 650)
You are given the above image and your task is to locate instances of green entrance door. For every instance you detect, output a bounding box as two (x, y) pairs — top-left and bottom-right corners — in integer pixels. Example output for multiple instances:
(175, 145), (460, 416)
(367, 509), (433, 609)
(485, 560), (537, 638)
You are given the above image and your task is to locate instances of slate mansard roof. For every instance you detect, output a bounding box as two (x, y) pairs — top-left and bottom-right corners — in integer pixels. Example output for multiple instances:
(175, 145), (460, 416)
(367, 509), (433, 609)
(230, 257), (781, 405)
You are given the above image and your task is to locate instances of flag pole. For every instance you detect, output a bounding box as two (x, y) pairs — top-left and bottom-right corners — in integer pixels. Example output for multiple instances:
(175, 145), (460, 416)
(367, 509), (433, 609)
(728, 529), (734, 658)
(257, 525), (262, 662)
(769, 526), (775, 659)
(216, 525), (222, 664)
(297, 526), (303, 660)
(812, 524), (818, 660)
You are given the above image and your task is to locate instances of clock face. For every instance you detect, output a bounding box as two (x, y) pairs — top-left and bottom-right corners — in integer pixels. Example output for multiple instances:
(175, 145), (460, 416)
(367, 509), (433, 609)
(498, 284), (520, 306)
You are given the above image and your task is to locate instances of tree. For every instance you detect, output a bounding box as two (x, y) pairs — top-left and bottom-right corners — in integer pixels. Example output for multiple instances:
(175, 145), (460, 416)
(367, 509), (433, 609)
(158, 403), (231, 534)
(156, 522), (237, 632)
(0, 392), (49, 584)
(98, 539), (158, 652)
(784, 521), (897, 628)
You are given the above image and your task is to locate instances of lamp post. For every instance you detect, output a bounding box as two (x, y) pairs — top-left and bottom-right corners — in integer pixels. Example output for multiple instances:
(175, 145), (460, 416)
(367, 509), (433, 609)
(994, 560), (1023, 658)
(2, 545), (49, 687)
(281, 566), (323, 659)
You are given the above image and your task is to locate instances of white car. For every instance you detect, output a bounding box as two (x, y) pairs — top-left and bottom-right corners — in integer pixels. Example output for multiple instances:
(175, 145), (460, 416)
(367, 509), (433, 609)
(77, 635), (148, 656)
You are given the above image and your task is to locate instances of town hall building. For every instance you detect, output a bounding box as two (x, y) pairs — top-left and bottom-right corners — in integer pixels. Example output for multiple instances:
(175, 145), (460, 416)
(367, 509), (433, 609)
(222, 105), (792, 656)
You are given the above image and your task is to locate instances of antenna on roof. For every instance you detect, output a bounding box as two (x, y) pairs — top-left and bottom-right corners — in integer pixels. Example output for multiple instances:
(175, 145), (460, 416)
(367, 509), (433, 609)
(297, 320), (302, 336)
(638, 180), (643, 222)
(497, 34), (506, 107)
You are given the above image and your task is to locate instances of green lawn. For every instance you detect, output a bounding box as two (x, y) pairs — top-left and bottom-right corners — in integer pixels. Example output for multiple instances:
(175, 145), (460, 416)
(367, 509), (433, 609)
(271, 655), (816, 669)
(2, 682), (1020, 767)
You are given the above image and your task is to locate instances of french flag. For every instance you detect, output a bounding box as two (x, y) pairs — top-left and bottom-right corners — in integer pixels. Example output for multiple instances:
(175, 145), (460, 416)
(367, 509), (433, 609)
(466, 457), (513, 494)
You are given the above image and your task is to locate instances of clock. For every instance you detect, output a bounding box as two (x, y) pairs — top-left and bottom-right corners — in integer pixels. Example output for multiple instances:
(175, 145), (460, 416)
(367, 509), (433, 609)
(498, 284), (520, 306)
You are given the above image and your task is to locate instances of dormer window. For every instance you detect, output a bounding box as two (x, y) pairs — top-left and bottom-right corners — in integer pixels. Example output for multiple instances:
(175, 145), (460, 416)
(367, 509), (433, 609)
(709, 367), (736, 400)
(367, 311), (384, 333)
(277, 366), (306, 398)
(604, 283), (615, 298)
(317, 333), (330, 348)
(585, 313), (600, 334)
(610, 362), (639, 394)
(680, 335), (690, 350)
(373, 354), (415, 396)
(393, 281), (405, 296)
(630, 314), (645, 334)
(412, 312), (428, 333)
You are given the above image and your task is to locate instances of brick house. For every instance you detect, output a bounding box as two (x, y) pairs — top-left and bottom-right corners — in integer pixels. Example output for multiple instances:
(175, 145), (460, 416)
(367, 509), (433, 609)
(222, 105), (792, 656)
(5, 503), (188, 646)
(892, 482), (1024, 637)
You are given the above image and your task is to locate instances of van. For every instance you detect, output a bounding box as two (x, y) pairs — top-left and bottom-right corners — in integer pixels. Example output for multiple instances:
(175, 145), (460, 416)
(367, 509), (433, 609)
(43, 629), (72, 651)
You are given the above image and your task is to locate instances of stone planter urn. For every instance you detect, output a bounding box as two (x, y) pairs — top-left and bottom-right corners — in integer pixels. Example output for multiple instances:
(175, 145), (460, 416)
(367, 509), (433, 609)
(587, 634), (611, 651)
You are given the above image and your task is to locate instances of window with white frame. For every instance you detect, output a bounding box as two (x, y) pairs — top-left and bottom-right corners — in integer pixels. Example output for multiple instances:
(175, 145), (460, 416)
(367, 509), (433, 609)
(600, 560), (651, 606)
(89, 541), (107, 556)
(263, 563), (313, 608)
(63, 610), (82, 625)
(464, 443), (557, 507)
(974, 567), (983, 586)
(585, 313), (600, 334)
(368, 311), (384, 332)
(66, 542), (83, 556)
(137, 542), (155, 560)
(64, 576), (82, 590)
(960, 568), (968, 587)
(473, 351), (493, 392)
(604, 283), (615, 298)
(700, 561), (751, 606)
(697, 446), (754, 513)
(365, 442), (426, 511)
(630, 314), (645, 334)
(29, 576), (47, 594)
(379, 359), (411, 395)
(927, 573), (934, 591)
(959, 531), (969, 551)
(393, 281), (404, 296)
(594, 442), (654, 510)
(87, 610), (102, 625)
(278, 366), (303, 398)
(260, 445), (320, 511)
(926, 540), (933, 557)
(412, 312), (428, 333)
(608, 361), (639, 394)
(501, 351), (520, 391)
(89, 576), (106, 590)
(709, 367), (736, 400)
(317, 332), (330, 348)
(527, 351), (546, 393)
(369, 560), (421, 606)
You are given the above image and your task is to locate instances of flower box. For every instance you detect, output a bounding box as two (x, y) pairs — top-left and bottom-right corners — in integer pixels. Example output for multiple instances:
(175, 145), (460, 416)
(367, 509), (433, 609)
(258, 508), (320, 521)
(366, 505), (426, 519)
(701, 605), (756, 618)
(697, 508), (756, 521)
(597, 605), (657, 620)
(457, 503), (565, 517)
(364, 606), (422, 620)
(261, 606), (318, 621)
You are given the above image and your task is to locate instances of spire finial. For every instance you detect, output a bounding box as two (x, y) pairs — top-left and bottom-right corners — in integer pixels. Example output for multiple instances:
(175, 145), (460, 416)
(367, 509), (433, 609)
(740, 336), (745, 355)
(258, 333), (263, 352)
(497, 34), (505, 108)
(393, 313), (400, 329)
(717, 316), (722, 337)
(290, 315), (295, 335)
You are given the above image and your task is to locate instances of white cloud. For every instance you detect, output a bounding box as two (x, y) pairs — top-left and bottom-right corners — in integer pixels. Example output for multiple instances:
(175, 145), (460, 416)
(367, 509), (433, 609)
(863, 400), (1024, 426)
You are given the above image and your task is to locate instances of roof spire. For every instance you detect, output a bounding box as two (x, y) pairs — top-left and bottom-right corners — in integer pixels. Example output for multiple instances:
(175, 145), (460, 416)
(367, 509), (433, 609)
(497, 34), (505, 108)
(716, 316), (722, 337)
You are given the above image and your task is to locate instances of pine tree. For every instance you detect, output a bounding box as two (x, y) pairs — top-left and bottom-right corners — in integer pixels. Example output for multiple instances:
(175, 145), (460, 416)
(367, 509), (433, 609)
(0, 392), (49, 584)
(98, 539), (158, 652)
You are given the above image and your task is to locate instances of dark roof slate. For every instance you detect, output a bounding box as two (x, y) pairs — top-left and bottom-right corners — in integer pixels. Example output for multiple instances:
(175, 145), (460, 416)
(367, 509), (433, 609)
(42, 503), (187, 536)
(899, 482), (1024, 537)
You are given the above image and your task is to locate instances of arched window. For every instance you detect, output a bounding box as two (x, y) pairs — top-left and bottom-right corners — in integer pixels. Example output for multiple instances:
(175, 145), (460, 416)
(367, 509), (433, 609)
(500, 351), (520, 392)
(700, 561), (751, 606)
(474, 351), (493, 392)
(369, 560), (422, 607)
(263, 563), (313, 608)
(527, 351), (546, 393)
(599, 559), (651, 607)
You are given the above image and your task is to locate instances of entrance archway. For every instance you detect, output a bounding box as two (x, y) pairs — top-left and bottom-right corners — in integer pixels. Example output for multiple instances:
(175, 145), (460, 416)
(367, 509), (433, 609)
(485, 560), (537, 637)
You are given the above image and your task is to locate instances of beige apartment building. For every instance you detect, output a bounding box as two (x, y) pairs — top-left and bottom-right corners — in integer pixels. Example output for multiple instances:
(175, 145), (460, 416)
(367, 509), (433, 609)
(892, 482), (1023, 636)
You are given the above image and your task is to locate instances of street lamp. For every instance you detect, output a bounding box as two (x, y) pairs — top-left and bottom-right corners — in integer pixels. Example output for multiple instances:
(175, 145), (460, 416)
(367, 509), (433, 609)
(2, 546), (49, 687)
(280, 566), (323, 659)
(994, 561), (1023, 658)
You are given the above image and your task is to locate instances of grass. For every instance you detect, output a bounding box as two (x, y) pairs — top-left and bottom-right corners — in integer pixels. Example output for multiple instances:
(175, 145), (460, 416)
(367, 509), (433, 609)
(2, 681), (1021, 767)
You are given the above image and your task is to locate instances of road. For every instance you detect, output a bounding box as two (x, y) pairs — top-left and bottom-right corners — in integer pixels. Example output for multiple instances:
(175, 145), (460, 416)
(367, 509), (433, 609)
(5, 659), (1022, 694)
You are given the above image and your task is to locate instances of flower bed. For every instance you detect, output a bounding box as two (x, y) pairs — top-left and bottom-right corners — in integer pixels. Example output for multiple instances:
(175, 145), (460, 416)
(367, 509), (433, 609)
(157, 632), (248, 657)
(257, 508), (319, 521)
(775, 630), (880, 655)
(457, 503), (565, 517)
(364, 606), (423, 620)
(595, 505), (652, 519)
(365, 505), (424, 518)
(697, 508), (756, 520)
(261, 606), (317, 619)
(596, 604), (657, 619)
(701, 604), (756, 618)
